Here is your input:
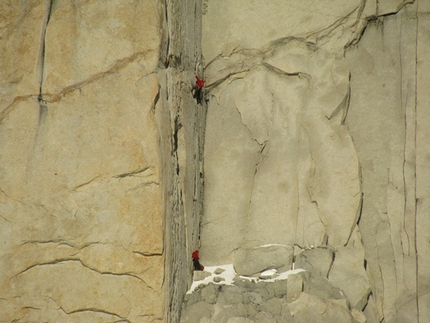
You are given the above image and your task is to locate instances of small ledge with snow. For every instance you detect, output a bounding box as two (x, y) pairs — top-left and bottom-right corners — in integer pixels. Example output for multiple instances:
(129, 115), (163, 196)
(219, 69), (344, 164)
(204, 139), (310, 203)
(187, 264), (305, 294)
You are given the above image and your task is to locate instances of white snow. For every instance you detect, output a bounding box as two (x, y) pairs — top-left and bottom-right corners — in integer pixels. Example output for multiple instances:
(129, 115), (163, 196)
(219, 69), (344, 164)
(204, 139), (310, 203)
(238, 268), (305, 283)
(187, 264), (305, 294)
(257, 243), (289, 248)
(188, 264), (236, 294)
(259, 268), (278, 279)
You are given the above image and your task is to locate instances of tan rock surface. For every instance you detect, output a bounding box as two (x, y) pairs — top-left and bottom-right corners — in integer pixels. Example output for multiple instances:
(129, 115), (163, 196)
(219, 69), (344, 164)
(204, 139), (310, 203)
(345, 2), (430, 321)
(288, 292), (354, 323)
(2, 0), (430, 322)
(202, 1), (362, 264)
(200, 0), (429, 322)
(0, 1), (165, 322)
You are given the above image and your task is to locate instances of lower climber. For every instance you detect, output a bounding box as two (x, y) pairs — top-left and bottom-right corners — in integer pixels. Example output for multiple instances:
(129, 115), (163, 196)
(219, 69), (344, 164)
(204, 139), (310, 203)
(192, 250), (204, 271)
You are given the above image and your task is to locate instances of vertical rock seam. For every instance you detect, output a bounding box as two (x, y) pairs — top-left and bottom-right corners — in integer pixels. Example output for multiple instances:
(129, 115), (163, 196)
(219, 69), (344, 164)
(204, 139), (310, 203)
(36, 0), (52, 124)
(160, 0), (205, 322)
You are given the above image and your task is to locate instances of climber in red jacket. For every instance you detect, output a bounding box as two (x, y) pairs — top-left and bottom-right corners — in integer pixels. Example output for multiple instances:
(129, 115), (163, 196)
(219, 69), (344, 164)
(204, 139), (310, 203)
(192, 75), (205, 104)
(192, 250), (204, 271)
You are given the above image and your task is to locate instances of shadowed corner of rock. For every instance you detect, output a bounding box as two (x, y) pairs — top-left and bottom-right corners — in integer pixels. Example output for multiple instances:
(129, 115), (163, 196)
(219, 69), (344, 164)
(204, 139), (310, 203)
(192, 249), (204, 271)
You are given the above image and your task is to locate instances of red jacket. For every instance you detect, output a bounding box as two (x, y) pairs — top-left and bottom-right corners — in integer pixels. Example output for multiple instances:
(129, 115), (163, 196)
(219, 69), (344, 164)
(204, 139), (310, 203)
(195, 76), (205, 89)
(192, 250), (200, 260)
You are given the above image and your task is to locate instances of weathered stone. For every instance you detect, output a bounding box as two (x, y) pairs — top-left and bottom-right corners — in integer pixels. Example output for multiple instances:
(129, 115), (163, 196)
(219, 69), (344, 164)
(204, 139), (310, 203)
(210, 303), (248, 322)
(280, 302), (295, 323)
(201, 284), (218, 304)
(0, 1), (165, 321)
(227, 318), (253, 323)
(329, 245), (371, 310)
(362, 294), (380, 323)
(302, 273), (346, 302)
(233, 245), (294, 276)
(219, 285), (243, 305)
(287, 273), (303, 302)
(234, 278), (258, 290)
(351, 308), (367, 323)
(295, 247), (334, 278)
(288, 292), (355, 323)
(248, 292), (264, 306)
(180, 301), (212, 323)
(213, 276), (225, 283)
(254, 311), (276, 323)
(183, 289), (202, 307)
(345, 3), (430, 320)
(0, 0), (206, 322)
(200, 1), (430, 322)
(416, 2), (430, 321)
(0, 1), (44, 112)
(193, 270), (212, 281)
(245, 303), (259, 317)
(202, 28), (361, 265)
(3, 0), (430, 322)
(256, 285), (275, 301)
(202, 0), (364, 62)
(272, 279), (288, 298)
(262, 298), (282, 316)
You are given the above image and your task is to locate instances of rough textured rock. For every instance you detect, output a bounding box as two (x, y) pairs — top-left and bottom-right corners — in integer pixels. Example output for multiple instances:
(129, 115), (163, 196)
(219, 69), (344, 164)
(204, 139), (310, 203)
(200, 0), (430, 322)
(201, 3), (362, 266)
(328, 245), (371, 310)
(0, 1), (164, 322)
(2, 0), (430, 322)
(295, 247), (334, 278)
(160, 0), (205, 321)
(0, 0), (203, 322)
(286, 273), (303, 303)
(181, 272), (363, 323)
(345, 2), (430, 321)
(288, 292), (354, 323)
(233, 244), (293, 276)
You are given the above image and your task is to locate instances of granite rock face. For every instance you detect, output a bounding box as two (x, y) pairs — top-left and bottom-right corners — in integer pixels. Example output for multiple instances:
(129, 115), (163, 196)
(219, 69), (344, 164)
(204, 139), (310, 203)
(0, 0), (203, 322)
(181, 271), (360, 323)
(0, 1), (163, 322)
(345, 4), (430, 321)
(233, 245), (294, 276)
(2, 0), (430, 322)
(199, 0), (430, 322)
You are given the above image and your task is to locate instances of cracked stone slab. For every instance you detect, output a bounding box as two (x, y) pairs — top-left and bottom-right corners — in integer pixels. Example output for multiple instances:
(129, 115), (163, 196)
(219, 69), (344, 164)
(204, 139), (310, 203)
(0, 1), (165, 322)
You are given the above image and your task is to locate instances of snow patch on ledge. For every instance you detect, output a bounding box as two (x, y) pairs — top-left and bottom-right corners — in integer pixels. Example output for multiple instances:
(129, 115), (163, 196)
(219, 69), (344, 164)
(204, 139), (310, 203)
(187, 264), (305, 294)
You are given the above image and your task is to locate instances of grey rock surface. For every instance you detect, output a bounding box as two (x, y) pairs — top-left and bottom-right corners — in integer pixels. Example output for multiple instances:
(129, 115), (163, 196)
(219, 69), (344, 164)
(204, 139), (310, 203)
(199, 1), (430, 322)
(295, 247), (334, 278)
(181, 273), (363, 323)
(2, 0), (430, 322)
(233, 244), (294, 276)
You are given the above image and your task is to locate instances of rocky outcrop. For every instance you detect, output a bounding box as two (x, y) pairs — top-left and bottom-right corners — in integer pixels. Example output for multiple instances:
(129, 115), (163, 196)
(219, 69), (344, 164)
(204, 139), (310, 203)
(161, 0), (205, 322)
(181, 267), (362, 323)
(196, 0), (430, 322)
(0, 0), (203, 322)
(345, 3), (430, 321)
(2, 0), (430, 322)
(233, 245), (294, 276)
(0, 1), (164, 321)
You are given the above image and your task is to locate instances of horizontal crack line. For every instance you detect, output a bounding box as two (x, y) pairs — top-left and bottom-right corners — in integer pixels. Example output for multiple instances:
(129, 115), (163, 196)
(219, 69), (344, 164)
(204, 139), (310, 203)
(113, 166), (154, 178)
(0, 49), (154, 123)
(10, 258), (155, 291)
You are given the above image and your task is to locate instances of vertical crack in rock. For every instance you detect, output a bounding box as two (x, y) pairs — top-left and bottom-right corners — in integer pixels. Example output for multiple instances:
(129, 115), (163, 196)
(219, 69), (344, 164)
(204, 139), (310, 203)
(413, 2), (419, 320)
(36, 0), (53, 126)
(327, 250), (336, 278)
(160, 1), (204, 322)
(160, 0), (170, 68)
